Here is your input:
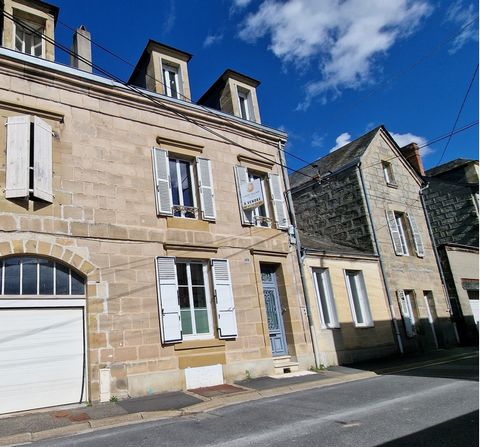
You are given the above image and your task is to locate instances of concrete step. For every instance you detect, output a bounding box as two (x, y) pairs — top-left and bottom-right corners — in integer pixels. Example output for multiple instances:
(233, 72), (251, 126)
(273, 356), (299, 375)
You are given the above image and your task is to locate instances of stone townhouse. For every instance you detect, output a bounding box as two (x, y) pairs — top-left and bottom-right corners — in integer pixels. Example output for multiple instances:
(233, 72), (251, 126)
(290, 126), (458, 357)
(422, 159), (479, 344)
(0, 0), (314, 415)
(299, 231), (397, 366)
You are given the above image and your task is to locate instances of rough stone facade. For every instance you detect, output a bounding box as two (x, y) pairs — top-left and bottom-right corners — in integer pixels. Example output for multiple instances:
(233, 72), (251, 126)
(0, 44), (313, 405)
(291, 168), (374, 253)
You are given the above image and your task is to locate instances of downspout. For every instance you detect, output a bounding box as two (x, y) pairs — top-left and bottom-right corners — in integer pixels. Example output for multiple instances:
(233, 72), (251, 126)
(357, 163), (404, 354)
(278, 141), (322, 368)
(419, 183), (459, 342)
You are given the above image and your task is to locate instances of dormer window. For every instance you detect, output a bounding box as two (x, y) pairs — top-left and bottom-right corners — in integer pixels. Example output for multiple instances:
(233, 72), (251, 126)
(14, 19), (44, 57)
(162, 63), (180, 99)
(237, 87), (253, 121)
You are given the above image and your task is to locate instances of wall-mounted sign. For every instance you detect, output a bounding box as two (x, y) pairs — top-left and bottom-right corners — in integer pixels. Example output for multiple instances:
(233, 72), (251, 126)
(240, 179), (264, 210)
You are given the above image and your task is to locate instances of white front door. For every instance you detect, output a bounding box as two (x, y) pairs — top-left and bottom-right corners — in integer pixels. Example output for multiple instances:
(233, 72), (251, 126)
(0, 308), (85, 414)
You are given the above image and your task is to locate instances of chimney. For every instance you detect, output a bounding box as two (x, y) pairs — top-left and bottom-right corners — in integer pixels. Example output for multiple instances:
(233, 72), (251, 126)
(400, 142), (425, 177)
(70, 26), (92, 73)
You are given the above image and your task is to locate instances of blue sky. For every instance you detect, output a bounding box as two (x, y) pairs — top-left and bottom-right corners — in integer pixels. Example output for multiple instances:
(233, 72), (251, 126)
(51, 0), (478, 172)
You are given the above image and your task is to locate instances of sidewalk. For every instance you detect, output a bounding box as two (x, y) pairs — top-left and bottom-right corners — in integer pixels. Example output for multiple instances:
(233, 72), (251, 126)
(0, 347), (477, 446)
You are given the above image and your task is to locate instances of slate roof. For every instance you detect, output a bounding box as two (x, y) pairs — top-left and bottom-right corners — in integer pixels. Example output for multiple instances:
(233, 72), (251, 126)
(289, 126), (382, 189)
(299, 231), (376, 257)
(425, 158), (477, 177)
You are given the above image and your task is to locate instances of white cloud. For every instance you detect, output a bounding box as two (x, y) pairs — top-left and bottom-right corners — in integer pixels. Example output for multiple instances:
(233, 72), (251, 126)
(239, 0), (432, 108)
(445, 0), (478, 54)
(233, 0), (253, 8)
(162, 0), (176, 36)
(311, 132), (325, 148)
(391, 132), (433, 156)
(203, 33), (224, 48)
(330, 132), (352, 152)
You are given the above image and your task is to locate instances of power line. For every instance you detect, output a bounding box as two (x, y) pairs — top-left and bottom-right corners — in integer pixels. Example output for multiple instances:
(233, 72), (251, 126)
(435, 64), (478, 166)
(3, 11), (320, 182)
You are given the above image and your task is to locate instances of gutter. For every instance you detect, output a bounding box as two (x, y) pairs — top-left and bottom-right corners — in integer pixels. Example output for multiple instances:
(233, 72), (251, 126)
(278, 141), (322, 369)
(357, 163), (404, 354)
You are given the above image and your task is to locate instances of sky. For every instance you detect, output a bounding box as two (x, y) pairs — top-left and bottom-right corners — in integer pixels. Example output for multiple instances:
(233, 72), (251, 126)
(50, 0), (478, 172)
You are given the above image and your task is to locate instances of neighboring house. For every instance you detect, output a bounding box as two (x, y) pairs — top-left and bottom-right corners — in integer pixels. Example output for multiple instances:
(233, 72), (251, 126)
(422, 159), (479, 344)
(300, 232), (397, 366)
(290, 126), (457, 357)
(0, 0), (314, 415)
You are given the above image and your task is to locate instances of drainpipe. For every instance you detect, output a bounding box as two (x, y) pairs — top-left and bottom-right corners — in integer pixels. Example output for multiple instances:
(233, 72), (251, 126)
(278, 141), (322, 368)
(357, 163), (404, 354)
(419, 183), (459, 343)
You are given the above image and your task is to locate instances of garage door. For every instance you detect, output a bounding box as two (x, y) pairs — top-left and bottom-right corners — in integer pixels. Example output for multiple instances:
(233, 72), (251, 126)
(0, 308), (85, 414)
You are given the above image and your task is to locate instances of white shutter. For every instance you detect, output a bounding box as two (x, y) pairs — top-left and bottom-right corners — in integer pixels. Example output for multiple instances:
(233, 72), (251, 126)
(196, 157), (216, 221)
(155, 257), (182, 343)
(397, 290), (415, 337)
(5, 115), (30, 199)
(152, 147), (173, 216)
(407, 213), (425, 257)
(268, 173), (288, 229)
(234, 165), (254, 225)
(211, 259), (238, 339)
(386, 210), (403, 255)
(33, 116), (53, 202)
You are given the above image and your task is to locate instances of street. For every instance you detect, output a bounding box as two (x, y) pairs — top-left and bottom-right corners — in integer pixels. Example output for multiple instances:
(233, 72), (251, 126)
(31, 355), (478, 447)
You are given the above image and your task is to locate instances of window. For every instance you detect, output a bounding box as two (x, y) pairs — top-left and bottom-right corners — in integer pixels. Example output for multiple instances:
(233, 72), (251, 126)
(397, 290), (417, 337)
(155, 257), (237, 343)
(382, 161), (397, 186)
(312, 268), (339, 328)
(5, 115), (53, 202)
(177, 261), (213, 338)
(237, 89), (251, 120)
(162, 63), (180, 99)
(0, 257), (85, 296)
(344, 270), (373, 327)
(234, 165), (288, 229)
(14, 19), (44, 57)
(386, 210), (424, 257)
(152, 148), (216, 221)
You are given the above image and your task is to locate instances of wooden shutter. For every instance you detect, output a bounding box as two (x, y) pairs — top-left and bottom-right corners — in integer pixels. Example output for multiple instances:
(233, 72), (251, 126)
(196, 157), (216, 221)
(155, 257), (182, 343)
(407, 213), (425, 257)
(268, 173), (288, 229)
(33, 116), (53, 202)
(234, 165), (254, 225)
(152, 147), (173, 216)
(5, 115), (30, 199)
(397, 290), (415, 337)
(211, 259), (238, 339)
(386, 210), (403, 255)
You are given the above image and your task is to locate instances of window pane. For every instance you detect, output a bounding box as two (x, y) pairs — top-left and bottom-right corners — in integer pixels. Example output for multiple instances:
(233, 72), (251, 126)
(4, 258), (20, 295)
(315, 271), (331, 326)
(0, 261), (2, 294)
(179, 161), (193, 207)
(190, 264), (204, 286)
(194, 309), (209, 334)
(178, 286), (190, 309)
(348, 273), (364, 324)
(170, 159), (180, 207)
(71, 270), (85, 295)
(22, 258), (37, 295)
(56, 263), (70, 295)
(193, 287), (206, 308)
(181, 310), (193, 335)
(39, 259), (54, 295)
(176, 263), (187, 286)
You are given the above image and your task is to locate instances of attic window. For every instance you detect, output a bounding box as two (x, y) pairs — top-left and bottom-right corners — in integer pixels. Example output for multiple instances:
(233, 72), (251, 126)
(162, 63), (180, 99)
(382, 161), (397, 187)
(237, 87), (253, 121)
(14, 18), (44, 57)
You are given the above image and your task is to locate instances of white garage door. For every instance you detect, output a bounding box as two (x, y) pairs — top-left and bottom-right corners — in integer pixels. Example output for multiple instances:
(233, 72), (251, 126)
(0, 308), (85, 414)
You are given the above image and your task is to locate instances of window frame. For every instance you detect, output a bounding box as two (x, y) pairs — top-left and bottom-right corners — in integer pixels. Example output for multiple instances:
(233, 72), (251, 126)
(13, 19), (44, 58)
(394, 212), (410, 256)
(176, 260), (214, 340)
(237, 87), (253, 121)
(344, 270), (373, 327)
(382, 160), (397, 187)
(312, 268), (339, 329)
(169, 156), (198, 219)
(247, 170), (272, 228)
(162, 63), (181, 99)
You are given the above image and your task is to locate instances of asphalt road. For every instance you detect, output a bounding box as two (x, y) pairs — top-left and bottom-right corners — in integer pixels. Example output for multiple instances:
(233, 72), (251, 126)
(31, 355), (479, 447)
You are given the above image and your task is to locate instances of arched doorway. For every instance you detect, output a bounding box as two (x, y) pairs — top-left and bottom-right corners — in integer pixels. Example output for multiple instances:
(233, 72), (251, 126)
(0, 255), (86, 414)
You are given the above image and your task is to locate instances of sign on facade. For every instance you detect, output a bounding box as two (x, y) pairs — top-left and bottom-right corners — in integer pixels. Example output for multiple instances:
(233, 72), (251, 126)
(240, 179), (264, 210)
